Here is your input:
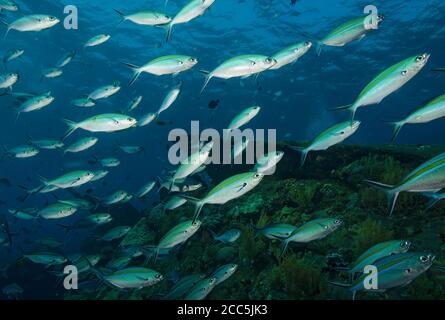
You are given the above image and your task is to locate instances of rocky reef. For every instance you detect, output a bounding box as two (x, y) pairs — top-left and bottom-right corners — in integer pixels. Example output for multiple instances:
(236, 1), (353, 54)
(67, 143), (445, 300)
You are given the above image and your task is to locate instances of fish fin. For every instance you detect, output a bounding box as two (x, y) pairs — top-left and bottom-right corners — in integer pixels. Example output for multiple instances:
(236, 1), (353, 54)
(250, 223), (260, 239)
(121, 62), (141, 86)
(113, 9), (126, 26)
(280, 238), (290, 257)
(288, 145), (309, 167)
(363, 180), (399, 215)
(432, 68), (445, 72)
(165, 22), (173, 42)
(199, 71), (213, 94)
(330, 104), (356, 122)
(0, 19), (9, 39)
(422, 192), (442, 210)
(316, 42), (323, 56)
(208, 229), (217, 240)
(384, 120), (405, 142)
(178, 195), (204, 222)
(62, 119), (78, 140)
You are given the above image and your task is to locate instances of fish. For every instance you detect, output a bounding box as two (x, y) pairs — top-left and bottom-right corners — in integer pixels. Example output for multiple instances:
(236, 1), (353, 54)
(232, 137), (249, 161)
(157, 82), (182, 116)
(122, 55), (198, 85)
(170, 141), (214, 188)
(94, 267), (163, 289)
(84, 34), (111, 48)
(185, 277), (217, 300)
(0, 72), (19, 89)
(38, 202), (78, 220)
(228, 106), (261, 130)
(127, 95), (143, 112)
(90, 170), (109, 182)
(388, 94), (445, 141)
(96, 157), (120, 168)
(101, 190), (130, 206)
(138, 112), (157, 127)
(0, 0), (18, 12)
(42, 67), (63, 79)
(1, 15), (60, 38)
(150, 220), (202, 261)
(106, 256), (133, 270)
(117, 144), (144, 154)
(64, 137), (98, 154)
(63, 113), (137, 139)
(200, 55), (277, 93)
(164, 273), (206, 300)
(182, 172), (264, 221)
(364, 152), (445, 215)
(343, 240), (411, 276)
(17, 92), (54, 118)
(99, 226), (131, 241)
(209, 229), (241, 243)
(28, 138), (64, 150)
(164, 196), (188, 211)
(38, 170), (96, 190)
(282, 218), (343, 255)
(330, 252), (434, 300)
(59, 213), (113, 233)
(56, 50), (76, 68)
(8, 208), (38, 220)
(24, 252), (67, 266)
(113, 9), (171, 26)
(289, 121), (361, 167)
(254, 151), (284, 175)
(2, 49), (24, 65)
(252, 223), (298, 240)
(335, 54), (430, 121)
(270, 41), (312, 70)
(211, 264), (238, 285)
(163, 0), (216, 42)
(88, 81), (121, 100)
(57, 198), (94, 210)
(71, 98), (96, 108)
(2, 145), (39, 159)
(317, 14), (384, 55)
(136, 181), (156, 198)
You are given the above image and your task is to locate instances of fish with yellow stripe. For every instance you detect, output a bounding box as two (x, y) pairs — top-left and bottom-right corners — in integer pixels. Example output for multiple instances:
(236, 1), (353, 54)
(181, 172), (264, 221)
(330, 252), (434, 300)
(335, 54), (430, 121)
(339, 240), (411, 277)
(364, 152), (445, 215)
(387, 93), (445, 141)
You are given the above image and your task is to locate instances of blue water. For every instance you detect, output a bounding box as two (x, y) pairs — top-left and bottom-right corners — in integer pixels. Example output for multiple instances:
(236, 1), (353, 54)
(0, 0), (445, 299)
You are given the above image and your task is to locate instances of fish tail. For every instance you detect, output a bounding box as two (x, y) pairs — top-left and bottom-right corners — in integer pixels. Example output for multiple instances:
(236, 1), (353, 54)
(363, 180), (399, 215)
(62, 119), (78, 140)
(121, 62), (141, 86)
(208, 229), (217, 240)
(164, 0), (169, 9)
(113, 9), (126, 26)
(385, 120), (405, 142)
(280, 238), (290, 257)
(422, 192), (442, 210)
(288, 146), (309, 167)
(316, 42), (323, 56)
(199, 70), (212, 94)
(179, 195), (205, 222)
(250, 223), (261, 239)
(0, 19), (10, 39)
(165, 22), (174, 42)
(330, 104), (356, 122)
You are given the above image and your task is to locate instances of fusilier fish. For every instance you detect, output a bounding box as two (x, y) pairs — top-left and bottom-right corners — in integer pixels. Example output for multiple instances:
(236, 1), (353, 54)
(127, 95), (143, 112)
(63, 113), (137, 138)
(185, 277), (217, 300)
(1, 15), (60, 37)
(42, 68), (63, 79)
(282, 218), (343, 255)
(388, 93), (445, 141)
(71, 98), (96, 108)
(270, 41), (312, 70)
(117, 144), (144, 154)
(164, 274), (206, 300)
(101, 190), (130, 206)
(331, 252), (434, 300)
(28, 139), (64, 150)
(157, 82), (182, 115)
(38, 202), (78, 220)
(0, 0), (18, 12)
(92, 266), (163, 289)
(336, 54), (430, 121)
(56, 50), (76, 68)
(201, 55), (277, 93)
(91, 170), (109, 182)
(138, 112), (157, 127)
(39, 170), (96, 190)
(3, 49), (24, 65)
(317, 14), (384, 55)
(211, 264), (238, 285)
(164, 196), (187, 211)
(84, 34), (111, 48)
(99, 226), (131, 241)
(88, 81), (121, 100)
(3, 145), (39, 159)
(183, 172), (264, 221)
(123, 55), (198, 85)
(114, 9), (171, 26)
(136, 181), (156, 198)
(252, 223), (298, 240)
(0, 72), (19, 89)
(164, 0), (215, 42)
(24, 252), (67, 266)
(96, 157), (120, 168)
(17, 92), (54, 118)
(254, 151), (284, 175)
(64, 137), (98, 154)
(365, 152), (445, 215)
(290, 121), (361, 167)
(228, 106), (261, 130)
(209, 229), (241, 244)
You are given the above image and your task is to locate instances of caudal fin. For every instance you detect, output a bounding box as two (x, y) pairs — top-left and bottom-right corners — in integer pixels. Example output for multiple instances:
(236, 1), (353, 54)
(178, 195), (205, 222)
(0, 20), (10, 39)
(199, 70), (212, 94)
(289, 146), (309, 167)
(363, 180), (399, 215)
(165, 23), (174, 42)
(385, 121), (405, 142)
(331, 104), (356, 123)
(113, 9), (126, 27)
(121, 62), (141, 86)
(316, 42), (323, 56)
(62, 119), (78, 140)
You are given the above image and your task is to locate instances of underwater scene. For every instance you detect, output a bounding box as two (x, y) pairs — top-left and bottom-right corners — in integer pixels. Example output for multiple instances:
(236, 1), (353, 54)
(1, 0), (445, 301)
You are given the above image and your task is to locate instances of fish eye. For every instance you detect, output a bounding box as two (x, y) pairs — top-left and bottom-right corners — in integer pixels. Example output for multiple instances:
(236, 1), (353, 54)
(420, 256), (429, 262)
(416, 55), (424, 62)
(335, 220), (342, 224)
(155, 274), (162, 279)
(189, 58), (196, 62)
(304, 41), (311, 46)
(405, 268), (413, 274)
(401, 70), (407, 76)
(266, 58), (273, 63)
(401, 241), (410, 247)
